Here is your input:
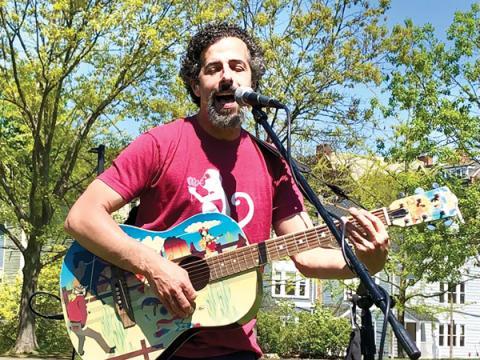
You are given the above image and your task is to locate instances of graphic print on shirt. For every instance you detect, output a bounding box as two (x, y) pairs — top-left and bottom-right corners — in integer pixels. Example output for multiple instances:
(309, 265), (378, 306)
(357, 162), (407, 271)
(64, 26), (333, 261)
(187, 168), (254, 229)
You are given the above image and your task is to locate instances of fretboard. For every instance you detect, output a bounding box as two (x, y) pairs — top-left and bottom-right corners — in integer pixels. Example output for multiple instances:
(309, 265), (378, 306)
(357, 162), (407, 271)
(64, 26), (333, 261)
(205, 208), (389, 281)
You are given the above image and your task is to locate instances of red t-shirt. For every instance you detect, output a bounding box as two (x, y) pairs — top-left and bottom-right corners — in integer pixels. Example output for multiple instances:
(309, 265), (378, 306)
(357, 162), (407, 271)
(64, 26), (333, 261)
(66, 295), (87, 326)
(98, 116), (304, 358)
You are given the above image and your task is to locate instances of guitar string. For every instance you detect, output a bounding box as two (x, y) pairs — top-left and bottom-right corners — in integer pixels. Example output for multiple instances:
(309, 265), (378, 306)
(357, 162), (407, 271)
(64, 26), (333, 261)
(84, 208), (389, 301)
(84, 210), (381, 301)
(181, 209), (388, 277)
(186, 218), (380, 283)
(179, 210), (389, 284)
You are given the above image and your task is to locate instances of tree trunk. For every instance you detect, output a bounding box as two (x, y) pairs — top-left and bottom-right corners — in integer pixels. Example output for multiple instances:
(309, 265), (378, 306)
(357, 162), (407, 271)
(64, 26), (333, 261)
(13, 241), (42, 354)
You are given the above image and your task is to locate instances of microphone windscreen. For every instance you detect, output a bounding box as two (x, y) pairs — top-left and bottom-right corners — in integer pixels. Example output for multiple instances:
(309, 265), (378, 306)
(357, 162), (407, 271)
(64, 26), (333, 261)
(234, 86), (254, 106)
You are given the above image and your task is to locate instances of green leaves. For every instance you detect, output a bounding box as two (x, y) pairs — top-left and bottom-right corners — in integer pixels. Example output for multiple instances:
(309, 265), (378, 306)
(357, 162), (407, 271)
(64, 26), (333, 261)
(382, 3), (480, 162)
(257, 301), (350, 358)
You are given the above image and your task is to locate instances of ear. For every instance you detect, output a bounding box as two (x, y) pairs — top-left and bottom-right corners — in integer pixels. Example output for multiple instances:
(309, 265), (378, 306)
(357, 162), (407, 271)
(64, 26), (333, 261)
(191, 80), (200, 97)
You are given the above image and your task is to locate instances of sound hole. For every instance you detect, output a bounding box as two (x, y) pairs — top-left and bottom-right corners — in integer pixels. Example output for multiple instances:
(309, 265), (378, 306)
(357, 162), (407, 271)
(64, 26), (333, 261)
(180, 256), (210, 291)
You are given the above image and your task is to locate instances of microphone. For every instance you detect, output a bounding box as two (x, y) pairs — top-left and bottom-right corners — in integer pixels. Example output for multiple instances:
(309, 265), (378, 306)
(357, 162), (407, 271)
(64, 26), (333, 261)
(234, 87), (285, 109)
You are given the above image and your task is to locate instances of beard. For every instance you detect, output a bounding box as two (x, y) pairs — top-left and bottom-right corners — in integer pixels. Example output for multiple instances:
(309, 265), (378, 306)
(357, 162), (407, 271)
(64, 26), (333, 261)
(207, 90), (247, 129)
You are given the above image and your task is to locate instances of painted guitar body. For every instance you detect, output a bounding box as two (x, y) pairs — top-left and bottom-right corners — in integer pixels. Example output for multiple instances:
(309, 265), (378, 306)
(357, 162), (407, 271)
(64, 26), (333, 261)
(60, 186), (462, 360)
(60, 213), (262, 360)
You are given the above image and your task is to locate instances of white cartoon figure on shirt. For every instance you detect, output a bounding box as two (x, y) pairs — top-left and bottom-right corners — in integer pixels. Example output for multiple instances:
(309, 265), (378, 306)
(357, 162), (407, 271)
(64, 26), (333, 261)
(187, 169), (254, 229)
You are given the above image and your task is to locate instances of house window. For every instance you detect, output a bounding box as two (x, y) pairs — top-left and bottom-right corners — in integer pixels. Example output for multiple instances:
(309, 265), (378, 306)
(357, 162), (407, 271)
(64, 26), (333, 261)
(440, 282), (465, 304)
(297, 277), (307, 297)
(439, 324), (444, 346)
(447, 324), (456, 346)
(459, 325), (465, 347)
(271, 270), (310, 298)
(420, 323), (426, 342)
(448, 285), (457, 303)
(273, 270), (282, 296)
(285, 272), (296, 296)
(459, 283), (465, 304)
(440, 322), (464, 347)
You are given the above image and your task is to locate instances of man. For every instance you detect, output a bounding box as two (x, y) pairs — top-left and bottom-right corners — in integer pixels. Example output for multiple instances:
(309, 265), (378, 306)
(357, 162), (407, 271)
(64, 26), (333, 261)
(64, 23), (389, 360)
(64, 280), (115, 356)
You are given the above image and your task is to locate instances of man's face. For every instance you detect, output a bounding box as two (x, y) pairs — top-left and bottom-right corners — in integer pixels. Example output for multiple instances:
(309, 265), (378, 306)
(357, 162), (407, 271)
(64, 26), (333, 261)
(192, 37), (253, 128)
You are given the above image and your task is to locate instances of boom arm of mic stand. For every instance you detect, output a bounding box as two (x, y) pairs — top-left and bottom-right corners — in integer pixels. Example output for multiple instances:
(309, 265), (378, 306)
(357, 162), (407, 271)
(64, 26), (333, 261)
(251, 107), (421, 360)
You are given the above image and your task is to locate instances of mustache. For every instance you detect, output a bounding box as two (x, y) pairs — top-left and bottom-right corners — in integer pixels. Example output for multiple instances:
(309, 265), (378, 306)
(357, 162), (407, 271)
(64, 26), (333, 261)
(213, 84), (236, 96)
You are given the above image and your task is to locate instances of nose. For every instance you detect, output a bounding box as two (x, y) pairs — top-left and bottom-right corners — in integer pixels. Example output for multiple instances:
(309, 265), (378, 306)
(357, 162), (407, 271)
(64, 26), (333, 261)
(220, 65), (234, 87)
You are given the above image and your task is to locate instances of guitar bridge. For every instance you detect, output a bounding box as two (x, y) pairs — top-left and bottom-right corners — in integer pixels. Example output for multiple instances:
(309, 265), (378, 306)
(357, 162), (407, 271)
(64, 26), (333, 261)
(111, 266), (136, 328)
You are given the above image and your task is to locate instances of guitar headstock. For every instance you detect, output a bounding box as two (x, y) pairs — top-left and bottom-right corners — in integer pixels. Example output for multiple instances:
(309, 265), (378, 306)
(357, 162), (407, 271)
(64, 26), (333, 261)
(388, 186), (463, 227)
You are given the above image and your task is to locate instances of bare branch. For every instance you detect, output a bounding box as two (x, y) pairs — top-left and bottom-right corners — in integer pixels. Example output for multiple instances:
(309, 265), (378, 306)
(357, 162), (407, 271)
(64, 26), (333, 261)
(1, 224), (26, 253)
(0, 162), (28, 221)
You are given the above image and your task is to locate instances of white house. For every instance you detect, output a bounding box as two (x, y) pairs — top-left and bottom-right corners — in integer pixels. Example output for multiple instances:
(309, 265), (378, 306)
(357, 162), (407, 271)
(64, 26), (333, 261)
(377, 260), (480, 359)
(265, 260), (320, 312)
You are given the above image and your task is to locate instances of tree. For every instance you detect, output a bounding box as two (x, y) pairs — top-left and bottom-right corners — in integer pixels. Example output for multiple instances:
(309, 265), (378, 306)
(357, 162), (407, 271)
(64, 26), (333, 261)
(0, 0), (403, 353)
(349, 161), (478, 357)
(236, 0), (391, 151)
(362, 5), (480, 354)
(140, 0), (393, 152)
(0, 0), (188, 353)
(376, 3), (480, 163)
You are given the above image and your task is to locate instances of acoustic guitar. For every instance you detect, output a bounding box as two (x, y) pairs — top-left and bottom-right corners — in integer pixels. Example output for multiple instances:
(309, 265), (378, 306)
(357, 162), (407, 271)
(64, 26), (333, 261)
(60, 186), (461, 360)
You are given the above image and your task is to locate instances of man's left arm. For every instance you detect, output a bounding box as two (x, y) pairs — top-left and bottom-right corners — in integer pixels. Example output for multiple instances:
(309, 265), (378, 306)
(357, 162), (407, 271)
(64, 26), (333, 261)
(273, 209), (389, 279)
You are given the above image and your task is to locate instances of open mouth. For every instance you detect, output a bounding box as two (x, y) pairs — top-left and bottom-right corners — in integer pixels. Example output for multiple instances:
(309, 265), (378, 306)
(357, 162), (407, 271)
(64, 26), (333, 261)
(214, 93), (236, 108)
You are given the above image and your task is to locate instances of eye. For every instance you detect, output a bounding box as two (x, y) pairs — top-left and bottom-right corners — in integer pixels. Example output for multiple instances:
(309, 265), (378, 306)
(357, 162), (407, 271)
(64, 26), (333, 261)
(232, 62), (246, 71)
(204, 64), (220, 74)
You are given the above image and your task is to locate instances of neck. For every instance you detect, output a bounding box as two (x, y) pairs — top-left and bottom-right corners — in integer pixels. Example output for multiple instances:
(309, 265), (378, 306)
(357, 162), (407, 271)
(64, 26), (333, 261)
(196, 110), (242, 141)
(203, 208), (390, 281)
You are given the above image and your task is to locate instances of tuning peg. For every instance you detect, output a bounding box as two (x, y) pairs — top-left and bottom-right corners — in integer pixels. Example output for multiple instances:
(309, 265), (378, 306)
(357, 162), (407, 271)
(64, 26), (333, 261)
(414, 187), (425, 194)
(427, 224), (436, 231)
(432, 182), (440, 189)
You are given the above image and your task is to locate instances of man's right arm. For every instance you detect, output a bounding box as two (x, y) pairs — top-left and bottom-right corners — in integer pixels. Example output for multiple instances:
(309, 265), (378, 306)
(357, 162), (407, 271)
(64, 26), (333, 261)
(64, 179), (196, 317)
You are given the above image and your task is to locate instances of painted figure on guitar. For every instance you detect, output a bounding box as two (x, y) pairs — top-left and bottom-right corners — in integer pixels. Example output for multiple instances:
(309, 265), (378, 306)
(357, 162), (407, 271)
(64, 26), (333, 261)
(63, 280), (115, 356)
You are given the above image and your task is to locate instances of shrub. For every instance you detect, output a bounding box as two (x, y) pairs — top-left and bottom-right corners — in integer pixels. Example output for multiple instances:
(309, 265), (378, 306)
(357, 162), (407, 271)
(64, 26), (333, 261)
(257, 301), (351, 358)
(0, 260), (72, 355)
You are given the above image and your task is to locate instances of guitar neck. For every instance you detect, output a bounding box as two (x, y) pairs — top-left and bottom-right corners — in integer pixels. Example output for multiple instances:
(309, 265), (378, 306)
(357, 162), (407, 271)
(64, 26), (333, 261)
(205, 208), (390, 281)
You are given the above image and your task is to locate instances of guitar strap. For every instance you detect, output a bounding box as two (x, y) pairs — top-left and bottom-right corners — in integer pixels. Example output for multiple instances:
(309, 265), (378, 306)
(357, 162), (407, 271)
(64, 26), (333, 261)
(248, 133), (312, 202)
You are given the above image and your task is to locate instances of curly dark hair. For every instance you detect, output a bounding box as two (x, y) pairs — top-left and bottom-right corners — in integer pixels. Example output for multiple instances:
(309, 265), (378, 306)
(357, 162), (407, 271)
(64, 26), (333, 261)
(180, 22), (266, 106)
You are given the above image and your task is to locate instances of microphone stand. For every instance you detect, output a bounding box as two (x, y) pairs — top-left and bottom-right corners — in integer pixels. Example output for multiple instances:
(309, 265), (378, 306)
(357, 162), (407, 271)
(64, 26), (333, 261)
(251, 106), (421, 360)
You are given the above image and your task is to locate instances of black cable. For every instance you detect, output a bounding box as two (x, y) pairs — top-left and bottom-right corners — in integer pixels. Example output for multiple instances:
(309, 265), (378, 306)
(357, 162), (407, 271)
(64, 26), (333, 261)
(281, 104), (390, 360)
(377, 286), (391, 360)
(28, 291), (64, 320)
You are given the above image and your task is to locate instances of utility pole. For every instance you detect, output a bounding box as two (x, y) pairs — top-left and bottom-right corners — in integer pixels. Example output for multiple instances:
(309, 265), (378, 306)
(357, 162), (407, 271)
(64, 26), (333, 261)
(89, 145), (105, 175)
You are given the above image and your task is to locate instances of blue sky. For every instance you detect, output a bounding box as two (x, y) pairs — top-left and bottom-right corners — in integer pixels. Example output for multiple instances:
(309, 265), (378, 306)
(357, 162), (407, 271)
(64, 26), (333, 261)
(387, 0), (477, 37)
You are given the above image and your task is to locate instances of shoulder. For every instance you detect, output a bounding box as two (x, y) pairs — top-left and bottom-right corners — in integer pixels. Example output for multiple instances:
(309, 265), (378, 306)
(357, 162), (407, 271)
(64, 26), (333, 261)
(244, 132), (287, 175)
(145, 117), (193, 141)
